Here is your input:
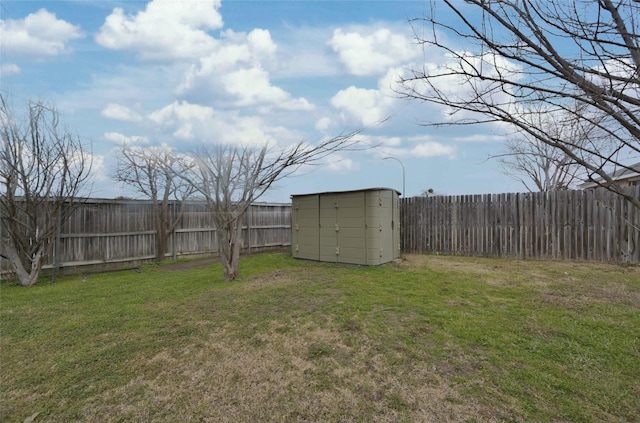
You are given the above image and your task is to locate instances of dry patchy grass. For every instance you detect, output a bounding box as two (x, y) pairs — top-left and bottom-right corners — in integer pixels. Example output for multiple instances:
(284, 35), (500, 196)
(2, 253), (639, 422)
(76, 322), (493, 423)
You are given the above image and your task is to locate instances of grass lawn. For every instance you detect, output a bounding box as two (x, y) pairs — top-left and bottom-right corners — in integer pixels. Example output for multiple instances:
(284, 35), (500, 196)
(1, 253), (639, 422)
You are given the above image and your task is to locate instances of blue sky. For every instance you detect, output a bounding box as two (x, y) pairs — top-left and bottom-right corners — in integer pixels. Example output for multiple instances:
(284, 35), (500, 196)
(0, 0), (520, 202)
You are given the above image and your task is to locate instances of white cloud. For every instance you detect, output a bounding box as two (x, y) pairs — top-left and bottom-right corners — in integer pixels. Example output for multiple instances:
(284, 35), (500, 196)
(328, 28), (419, 76)
(87, 152), (110, 185)
(148, 101), (214, 124)
(331, 86), (380, 126)
(101, 103), (143, 122)
(95, 0), (223, 61)
(410, 142), (456, 158)
(315, 117), (332, 132)
(588, 58), (640, 99)
(405, 50), (523, 123)
(147, 100), (301, 147)
(177, 28), (313, 111)
(247, 28), (278, 62)
(324, 154), (356, 173)
(366, 135), (456, 160)
(369, 135), (403, 148)
(0, 63), (20, 77)
(148, 101), (215, 140)
(451, 134), (508, 143)
(103, 132), (149, 145)
(331, 67), (402, 126)
(222, 67), (314, 111)
(0, 9), (83, 58)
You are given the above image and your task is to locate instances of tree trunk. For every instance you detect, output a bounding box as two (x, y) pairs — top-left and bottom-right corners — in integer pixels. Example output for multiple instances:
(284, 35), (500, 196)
(154, 201), (171, 263)
(6, 243), (43, 286)
(218, 219), (243, 282)
(156, 227), (168, 263)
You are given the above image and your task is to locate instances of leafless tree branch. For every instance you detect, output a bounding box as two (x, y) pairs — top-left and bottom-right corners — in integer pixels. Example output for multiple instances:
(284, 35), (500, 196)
(114, 144), (194, 262)
(399, 0), (640, 209)
(179, 131), (365, 281)
(0, 95), (92, 286)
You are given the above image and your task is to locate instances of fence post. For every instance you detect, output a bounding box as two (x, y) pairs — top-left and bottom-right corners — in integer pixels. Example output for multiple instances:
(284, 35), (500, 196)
(51, 208), (62, 283)
(172, 200), (177, 261)
(248, 204), (253, 255)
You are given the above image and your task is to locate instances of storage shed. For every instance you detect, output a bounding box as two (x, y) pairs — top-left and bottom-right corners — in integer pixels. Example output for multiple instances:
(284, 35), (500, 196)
(291, 188), (401, 265)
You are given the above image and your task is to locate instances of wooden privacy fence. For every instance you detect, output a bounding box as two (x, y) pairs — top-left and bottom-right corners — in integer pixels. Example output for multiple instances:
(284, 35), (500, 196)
(401, 187), (640, 263)
(0, 199), (291, 275)
(3, 188), (639, 276)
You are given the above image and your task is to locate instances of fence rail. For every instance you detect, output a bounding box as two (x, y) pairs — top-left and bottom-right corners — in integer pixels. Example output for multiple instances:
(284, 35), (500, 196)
(3, 188), (639, 277)
(401, 187), (640, 263)
(1, 199), (292, 275)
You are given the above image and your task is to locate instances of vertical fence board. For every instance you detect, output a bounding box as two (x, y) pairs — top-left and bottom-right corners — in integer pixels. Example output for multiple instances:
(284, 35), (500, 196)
(400, 187), (639, 263)
(4, 188), (640, 276)
(1, 200), (292, 275)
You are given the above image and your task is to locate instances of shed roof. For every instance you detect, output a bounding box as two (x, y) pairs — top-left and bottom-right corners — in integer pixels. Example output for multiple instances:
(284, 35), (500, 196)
(579, 162), (640, 188)
(290, 187), (401, 198)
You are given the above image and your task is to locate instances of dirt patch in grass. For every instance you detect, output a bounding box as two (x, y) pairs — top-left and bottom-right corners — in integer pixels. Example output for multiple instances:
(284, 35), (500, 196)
(79, 323), (503, 423)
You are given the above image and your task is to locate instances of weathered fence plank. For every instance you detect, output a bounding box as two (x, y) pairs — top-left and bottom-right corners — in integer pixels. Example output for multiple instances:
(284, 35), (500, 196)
(401, 187), (640, 263)
(4, 188), (638, 278)
(1, 199), (292, 276)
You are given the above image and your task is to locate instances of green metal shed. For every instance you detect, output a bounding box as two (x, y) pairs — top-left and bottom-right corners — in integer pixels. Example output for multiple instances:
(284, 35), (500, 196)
(291, 188), (401, 265)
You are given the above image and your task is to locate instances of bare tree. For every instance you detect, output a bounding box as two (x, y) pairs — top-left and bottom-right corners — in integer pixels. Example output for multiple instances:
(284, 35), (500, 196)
(420, 188), (438, 197)
(183, 133), (363, 281)
(0, 95), (92, 286)
(114, 144), (194, 263)
(495, 103), (602, 191)
(399, 0), (640, 209)
(498, 137), (581, 192)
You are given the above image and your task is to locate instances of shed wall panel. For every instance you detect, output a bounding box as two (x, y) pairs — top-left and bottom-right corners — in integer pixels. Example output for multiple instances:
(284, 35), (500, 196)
(336, 192), (366, 264)
(291, 188), (400, 265)
(292, 195), (320, 260)
(319, 195), (338, 262)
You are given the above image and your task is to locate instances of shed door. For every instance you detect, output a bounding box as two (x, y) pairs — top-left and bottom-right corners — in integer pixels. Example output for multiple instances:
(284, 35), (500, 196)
(292, 195), (320, 260)
(319, 194), (338, 262)
(335, 191), (367, 265)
